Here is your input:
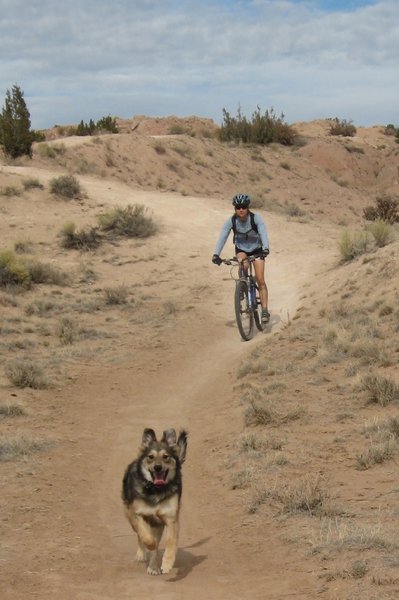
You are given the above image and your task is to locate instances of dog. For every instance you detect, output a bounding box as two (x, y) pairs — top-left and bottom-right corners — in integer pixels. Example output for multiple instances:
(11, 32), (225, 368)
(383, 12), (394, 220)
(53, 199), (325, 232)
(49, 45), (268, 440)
(122, 427), (188, 575)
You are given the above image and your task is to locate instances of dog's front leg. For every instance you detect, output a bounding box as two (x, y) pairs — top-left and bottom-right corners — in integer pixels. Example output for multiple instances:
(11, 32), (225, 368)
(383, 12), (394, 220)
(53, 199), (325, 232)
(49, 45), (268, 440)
(161, 518), (178, 574)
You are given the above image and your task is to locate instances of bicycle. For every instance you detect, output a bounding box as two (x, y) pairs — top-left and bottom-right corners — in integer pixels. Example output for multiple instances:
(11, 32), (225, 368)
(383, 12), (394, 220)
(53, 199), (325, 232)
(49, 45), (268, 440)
(221, 256), (265, 341)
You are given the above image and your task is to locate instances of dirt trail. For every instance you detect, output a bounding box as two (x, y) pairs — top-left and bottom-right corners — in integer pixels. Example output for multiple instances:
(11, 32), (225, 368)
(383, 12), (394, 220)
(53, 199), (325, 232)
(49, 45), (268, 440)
(1, 166), (339, 599)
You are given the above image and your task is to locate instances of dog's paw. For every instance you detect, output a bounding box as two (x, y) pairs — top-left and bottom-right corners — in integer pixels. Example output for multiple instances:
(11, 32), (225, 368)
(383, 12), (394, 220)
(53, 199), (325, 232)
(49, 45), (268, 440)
(147, 565), (161, 575)
(135, 548), (147, 563)
(160, 562), (173, 574)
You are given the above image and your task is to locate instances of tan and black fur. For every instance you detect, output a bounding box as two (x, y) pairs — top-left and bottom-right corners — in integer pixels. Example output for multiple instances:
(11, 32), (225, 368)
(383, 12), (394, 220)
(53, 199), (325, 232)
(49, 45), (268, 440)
(122, 428), (188, 575)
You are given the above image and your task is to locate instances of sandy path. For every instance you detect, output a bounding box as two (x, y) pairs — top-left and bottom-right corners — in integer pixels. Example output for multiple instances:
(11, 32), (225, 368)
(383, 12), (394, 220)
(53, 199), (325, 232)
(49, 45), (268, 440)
(1, 166), (339, 599)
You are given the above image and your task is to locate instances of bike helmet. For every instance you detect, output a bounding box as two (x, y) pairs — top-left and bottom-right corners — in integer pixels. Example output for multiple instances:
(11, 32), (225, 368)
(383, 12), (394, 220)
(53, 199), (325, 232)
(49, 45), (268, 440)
(232, 193), (251, 208)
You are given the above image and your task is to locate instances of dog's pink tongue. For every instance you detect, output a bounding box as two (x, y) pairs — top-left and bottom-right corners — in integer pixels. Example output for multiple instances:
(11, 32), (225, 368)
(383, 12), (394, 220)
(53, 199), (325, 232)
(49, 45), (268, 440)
(154, 476), (166, 486)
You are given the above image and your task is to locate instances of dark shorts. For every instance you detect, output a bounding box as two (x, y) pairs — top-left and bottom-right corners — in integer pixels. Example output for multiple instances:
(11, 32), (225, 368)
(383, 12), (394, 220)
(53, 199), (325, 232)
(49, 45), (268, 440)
(235, 246), (264, 260)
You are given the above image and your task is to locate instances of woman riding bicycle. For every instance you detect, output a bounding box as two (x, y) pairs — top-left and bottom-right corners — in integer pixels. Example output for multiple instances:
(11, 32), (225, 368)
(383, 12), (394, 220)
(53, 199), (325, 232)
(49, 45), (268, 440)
(212, 193), (270, 324)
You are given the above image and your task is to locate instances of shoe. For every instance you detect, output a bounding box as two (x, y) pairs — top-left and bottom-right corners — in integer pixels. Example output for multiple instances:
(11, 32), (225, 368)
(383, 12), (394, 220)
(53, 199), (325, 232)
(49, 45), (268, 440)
(261, 309), (270, 324)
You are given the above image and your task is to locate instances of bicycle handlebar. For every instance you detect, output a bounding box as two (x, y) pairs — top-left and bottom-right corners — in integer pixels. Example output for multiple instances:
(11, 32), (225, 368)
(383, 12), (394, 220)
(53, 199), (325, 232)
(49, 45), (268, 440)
(221, 255), (265, 265)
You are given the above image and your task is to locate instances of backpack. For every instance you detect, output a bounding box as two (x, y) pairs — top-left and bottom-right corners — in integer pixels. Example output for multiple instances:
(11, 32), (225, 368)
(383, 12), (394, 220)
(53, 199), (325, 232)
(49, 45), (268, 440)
(231, 210), (258, 244)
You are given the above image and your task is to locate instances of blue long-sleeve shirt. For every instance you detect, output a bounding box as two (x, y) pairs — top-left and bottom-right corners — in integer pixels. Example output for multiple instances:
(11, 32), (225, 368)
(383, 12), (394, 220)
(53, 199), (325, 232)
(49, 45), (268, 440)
(213, 212), (270, 256)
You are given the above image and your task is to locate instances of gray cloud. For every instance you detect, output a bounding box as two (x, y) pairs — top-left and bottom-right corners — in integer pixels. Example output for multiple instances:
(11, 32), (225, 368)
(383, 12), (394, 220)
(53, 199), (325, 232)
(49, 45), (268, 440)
(0, 0), (397, 127)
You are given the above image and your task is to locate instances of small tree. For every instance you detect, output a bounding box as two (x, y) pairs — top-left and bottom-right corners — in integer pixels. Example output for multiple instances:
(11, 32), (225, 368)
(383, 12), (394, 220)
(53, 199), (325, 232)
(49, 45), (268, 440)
(0, 84), (33, 158)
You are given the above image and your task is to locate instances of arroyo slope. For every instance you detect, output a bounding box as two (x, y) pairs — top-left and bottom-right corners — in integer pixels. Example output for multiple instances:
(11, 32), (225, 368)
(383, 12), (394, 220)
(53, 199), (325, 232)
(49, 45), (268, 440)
(0, 163), (340, 599)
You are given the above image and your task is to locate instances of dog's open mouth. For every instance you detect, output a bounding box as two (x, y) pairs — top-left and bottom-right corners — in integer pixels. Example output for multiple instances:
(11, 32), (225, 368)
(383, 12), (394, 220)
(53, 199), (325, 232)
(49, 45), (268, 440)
(152, 469), (168, 486)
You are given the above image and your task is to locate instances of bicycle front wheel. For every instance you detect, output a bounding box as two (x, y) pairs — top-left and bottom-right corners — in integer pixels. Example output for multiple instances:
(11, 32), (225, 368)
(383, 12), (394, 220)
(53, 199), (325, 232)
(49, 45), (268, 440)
(234, 280), (254, 341)
(253, 284), (264, 332)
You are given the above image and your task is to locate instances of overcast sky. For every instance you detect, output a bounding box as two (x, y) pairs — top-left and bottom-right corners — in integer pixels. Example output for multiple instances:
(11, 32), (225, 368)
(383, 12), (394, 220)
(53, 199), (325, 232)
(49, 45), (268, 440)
(0, 0), (397, 129)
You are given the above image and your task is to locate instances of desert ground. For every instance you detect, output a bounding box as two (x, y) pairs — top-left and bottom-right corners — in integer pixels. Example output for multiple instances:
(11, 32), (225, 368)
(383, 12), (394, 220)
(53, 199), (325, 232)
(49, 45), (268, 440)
(1, 117), (399, 599)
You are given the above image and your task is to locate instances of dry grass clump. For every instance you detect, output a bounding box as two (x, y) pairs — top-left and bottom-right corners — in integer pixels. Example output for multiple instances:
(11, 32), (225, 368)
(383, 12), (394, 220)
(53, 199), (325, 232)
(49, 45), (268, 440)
(338, 230), (373, 262)
(311, 519), (397, 553)
(244, 394), (304, 427)
(360, 374), (399, 406)
(22, 177), (44, 190)
(60, 222), (102, 250)
(56, 317), (79, 345)
(238, 431), (283, 453)
(5, 358), (50, 389)
(0, 403), (26, 418)
(98, 204), (157, 238)
(355, 437), (398, 470)
(104, 285), (129, 305)
(249, 474), (329, 515)
(0, 433), (51, 462)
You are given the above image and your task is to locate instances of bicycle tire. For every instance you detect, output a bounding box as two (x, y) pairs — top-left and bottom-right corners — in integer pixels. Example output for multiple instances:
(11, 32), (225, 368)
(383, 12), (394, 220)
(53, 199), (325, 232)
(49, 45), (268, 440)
(234, 279), (254, 341)
(253, 284), (264, 332)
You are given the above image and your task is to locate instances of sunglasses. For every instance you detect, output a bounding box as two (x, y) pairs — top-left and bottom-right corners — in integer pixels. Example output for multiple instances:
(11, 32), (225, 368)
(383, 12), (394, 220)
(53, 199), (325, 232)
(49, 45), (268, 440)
(236, 206), (248, 210)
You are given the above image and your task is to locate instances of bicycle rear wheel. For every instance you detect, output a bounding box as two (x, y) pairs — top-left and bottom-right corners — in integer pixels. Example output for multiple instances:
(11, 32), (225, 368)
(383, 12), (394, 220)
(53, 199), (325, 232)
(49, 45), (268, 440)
(234, 279), (254, 341)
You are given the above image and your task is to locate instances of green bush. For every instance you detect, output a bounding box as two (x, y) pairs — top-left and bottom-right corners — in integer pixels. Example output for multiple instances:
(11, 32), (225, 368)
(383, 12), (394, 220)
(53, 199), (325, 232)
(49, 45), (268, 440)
(98, 204), (157, 238)
(0, 250), (31, 287)
(338, 230), (372, 262)
(363, 195), (399, 224)
(50, 174), (82, 199)
(219, 105), (297, 146)
(329, 118), (357, 137)
(365, 219), (393, 247)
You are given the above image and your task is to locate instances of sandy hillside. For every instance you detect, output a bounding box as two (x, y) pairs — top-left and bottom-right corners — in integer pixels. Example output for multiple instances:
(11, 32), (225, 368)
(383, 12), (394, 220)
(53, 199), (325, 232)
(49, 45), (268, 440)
(0, 118), (399, 599)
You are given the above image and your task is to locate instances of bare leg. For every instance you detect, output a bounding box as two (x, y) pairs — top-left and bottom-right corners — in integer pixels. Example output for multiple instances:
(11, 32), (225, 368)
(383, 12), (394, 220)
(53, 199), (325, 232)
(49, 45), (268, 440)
(253, 258), (268, 310)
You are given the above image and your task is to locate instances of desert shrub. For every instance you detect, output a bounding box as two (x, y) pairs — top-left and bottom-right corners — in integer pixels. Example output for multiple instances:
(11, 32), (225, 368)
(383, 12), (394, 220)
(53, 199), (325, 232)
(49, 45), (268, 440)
(1, 185), (21, 196)
(384, 124), (397, 136)
(98, 204), (157, 238)
(25, 259), (69, 285)
(104, 285), (129, 305)
(338, 230), (372, 262)
(0, 250), (31, 288)
(219, 105), (297, 146)
(365, 219), (393, 247)
(363, 195), (399, 224)
(60, 222), (102, 250)
(37, 142), (65, 158)
(50, 174), (82, 199)
(22, 177), (44, 190)
(329, 118), (357, 137)
(5, 358), (49, 389)
(56, 317), (78, 345)
(360, 374), (399, 406)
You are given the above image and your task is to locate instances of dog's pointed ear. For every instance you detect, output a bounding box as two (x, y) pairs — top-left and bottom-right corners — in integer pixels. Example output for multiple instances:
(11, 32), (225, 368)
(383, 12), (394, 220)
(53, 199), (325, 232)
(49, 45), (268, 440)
(161, 428), (177, 447)
(141, 428), (157, 448)
(177, 430), (188, 464)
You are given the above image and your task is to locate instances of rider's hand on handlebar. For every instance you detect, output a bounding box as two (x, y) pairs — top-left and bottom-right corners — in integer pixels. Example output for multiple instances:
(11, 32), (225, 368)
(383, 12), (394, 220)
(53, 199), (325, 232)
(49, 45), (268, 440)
(261, 248), (270, 258)
(212, 254), (222, 266)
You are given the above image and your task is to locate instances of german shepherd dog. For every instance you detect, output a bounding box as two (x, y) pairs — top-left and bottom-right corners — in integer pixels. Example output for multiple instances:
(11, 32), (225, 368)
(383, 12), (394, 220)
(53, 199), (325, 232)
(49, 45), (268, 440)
(122, 428), (188, 575)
